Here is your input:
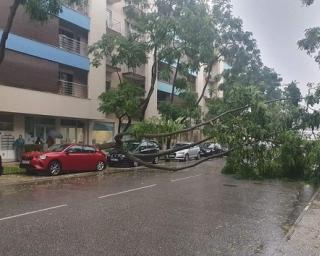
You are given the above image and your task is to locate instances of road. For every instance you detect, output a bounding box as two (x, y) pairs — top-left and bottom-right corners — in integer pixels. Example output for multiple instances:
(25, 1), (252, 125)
(0, 159), (316, 256)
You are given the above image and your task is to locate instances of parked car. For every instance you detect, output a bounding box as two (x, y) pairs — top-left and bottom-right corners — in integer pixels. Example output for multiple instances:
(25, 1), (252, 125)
(20, 144), (107, 176)
(208, 143), (224, 154)
(108, 140), (160, 167)
(199, 142), (214, 157)
(169, 142), (201, 161)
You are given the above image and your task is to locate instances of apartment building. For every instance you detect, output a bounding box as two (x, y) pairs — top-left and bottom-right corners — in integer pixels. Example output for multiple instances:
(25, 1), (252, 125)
(0, 0), (223, 161)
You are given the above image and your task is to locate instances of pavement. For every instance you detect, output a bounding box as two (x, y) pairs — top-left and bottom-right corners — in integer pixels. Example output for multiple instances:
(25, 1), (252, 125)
(0, 159), (318, 256)
(274, 188), (320, 256)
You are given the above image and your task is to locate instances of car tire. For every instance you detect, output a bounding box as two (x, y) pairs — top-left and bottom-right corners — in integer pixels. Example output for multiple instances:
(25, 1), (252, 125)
(184, 154), (189, 162)
(96, 161), (106, 171)
(48, 160), (61, 176)
(196, 152), (200, 160)
(153, 156), (159, 164)
(130, 161), (139, 167)
(26, 168), (34, 175)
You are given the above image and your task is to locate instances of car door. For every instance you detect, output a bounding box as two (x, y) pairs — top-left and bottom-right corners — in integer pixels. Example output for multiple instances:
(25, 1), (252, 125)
(147, 141), (158, 162)
(189, 144), (196, 158)
(83, 145), (97, 171)
(137, 141), (150, 162)
(64, 145), (87, 171)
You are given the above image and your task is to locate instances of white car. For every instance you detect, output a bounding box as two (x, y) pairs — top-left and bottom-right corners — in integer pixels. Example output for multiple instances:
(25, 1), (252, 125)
(169, 142), (201, 161)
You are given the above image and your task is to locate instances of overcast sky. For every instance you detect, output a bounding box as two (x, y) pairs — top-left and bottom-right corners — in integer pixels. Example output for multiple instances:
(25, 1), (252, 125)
(230, 0), (320, 94)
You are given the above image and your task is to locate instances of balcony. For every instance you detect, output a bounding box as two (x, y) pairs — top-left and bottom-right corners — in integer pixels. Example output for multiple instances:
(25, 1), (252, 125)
(58, 80), (87, 99)
(106, 10), (122, 34)
(59, 34), (88, 57)
(64, 3), (89, 16)
(123, 66), (145, 85)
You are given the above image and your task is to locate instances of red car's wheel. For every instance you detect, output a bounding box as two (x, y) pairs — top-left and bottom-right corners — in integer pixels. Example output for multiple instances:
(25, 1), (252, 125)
(96, 161), (106, 171)
(49, 160), (61, 176)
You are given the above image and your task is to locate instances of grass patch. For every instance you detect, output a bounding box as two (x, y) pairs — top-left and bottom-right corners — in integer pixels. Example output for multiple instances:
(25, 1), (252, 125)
(3, 166), (25, 175)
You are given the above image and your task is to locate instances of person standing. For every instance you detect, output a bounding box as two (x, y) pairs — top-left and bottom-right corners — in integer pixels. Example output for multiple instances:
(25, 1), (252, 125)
(14, 135), (25, 162)
(0, 155), (3, 176)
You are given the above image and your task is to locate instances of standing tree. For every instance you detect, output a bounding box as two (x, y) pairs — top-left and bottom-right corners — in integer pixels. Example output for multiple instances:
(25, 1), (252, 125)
(298, 0), (320, 66)
(0, 0), (84, 66)
(98, 81), (144, 133)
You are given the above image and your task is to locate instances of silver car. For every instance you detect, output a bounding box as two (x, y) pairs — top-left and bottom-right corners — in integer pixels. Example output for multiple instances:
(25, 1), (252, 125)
(169, 142), (201, 161)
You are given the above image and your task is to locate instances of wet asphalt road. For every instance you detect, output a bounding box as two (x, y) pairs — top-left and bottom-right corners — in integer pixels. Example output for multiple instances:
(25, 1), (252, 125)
(0, 159), (316, 256)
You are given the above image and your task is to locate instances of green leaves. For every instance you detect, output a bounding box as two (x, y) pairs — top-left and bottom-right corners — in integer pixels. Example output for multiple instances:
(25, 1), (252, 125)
(98, 81), (144, 120)
(298, 27), (320, 65)
(22, 0), (84, 22)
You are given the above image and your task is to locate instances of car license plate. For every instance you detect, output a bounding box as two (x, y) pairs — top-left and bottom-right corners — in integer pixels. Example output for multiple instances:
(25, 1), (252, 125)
(111, 158), (119, 162)
(21, 160), (30, 164)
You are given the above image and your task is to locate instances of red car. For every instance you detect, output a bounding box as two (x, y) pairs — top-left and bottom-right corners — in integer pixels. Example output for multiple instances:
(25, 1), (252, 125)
(20, 144), (107, 176)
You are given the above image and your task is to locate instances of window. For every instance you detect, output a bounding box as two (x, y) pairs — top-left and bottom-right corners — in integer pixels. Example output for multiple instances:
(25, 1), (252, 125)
(83, 146), (96, 153)
(0, 114), (13, 131)
(67, 145), (83, 153)
(61, 120), (84, 144)
(59, 72), (74, 96)
(92, 122), (114, 144)
(25, 117), (55, 144)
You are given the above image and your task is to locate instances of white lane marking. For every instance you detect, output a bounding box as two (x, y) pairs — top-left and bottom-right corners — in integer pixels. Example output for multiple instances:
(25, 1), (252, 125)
(98, 184), (157, 199)
(0, 204), (68, 222)
(170, 174), (202, 183)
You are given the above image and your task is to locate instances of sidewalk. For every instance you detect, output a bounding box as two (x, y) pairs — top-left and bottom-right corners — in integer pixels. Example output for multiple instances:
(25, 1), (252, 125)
(274, 188), (320, 256)
(0, 165), (150, 187)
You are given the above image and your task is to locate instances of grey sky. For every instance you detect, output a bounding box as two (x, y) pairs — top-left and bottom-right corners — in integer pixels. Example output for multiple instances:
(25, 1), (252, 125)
(230, 0), (320, 94)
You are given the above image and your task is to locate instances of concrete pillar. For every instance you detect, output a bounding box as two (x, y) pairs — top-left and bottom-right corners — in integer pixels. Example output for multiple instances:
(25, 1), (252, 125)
(88, 0), (108, 118)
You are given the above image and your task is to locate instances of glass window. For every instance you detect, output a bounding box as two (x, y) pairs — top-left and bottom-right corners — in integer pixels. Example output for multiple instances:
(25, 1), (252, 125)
(92, 122), (114, 144)
(67, 145), (83, 153)
(61, 120), (85, 144)
(25, 117), (55, 144)
(83, 146), (96, 153)
(0, 114), (13, 131)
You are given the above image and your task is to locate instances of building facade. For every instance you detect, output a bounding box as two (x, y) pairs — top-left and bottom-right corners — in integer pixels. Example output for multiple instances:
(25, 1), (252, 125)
(0, 0), (223, 161)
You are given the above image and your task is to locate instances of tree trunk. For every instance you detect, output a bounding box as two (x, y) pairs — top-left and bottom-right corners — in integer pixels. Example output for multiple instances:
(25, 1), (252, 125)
(170, 57), (180, 103)
(140, 46), (158, 120)
(166, 137), (171, 150)
(0, 0), (21, 66)
(122, 115), (132, 133)
(117, 113), (126, 134)
(195, 61), (214, 106)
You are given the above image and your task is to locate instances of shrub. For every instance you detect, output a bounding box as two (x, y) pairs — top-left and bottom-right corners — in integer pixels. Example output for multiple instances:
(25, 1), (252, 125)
(24, 144), (44, 153)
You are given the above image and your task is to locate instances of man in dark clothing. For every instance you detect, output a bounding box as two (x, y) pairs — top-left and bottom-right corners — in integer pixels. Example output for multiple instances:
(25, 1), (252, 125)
(0, 155), (3, 176)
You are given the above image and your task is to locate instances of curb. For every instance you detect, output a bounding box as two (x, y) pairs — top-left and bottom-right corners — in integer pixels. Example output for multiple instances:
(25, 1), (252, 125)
(271, 185), (320, 256)
(0, 165), (149, 188)
(284, 186), (320, 240)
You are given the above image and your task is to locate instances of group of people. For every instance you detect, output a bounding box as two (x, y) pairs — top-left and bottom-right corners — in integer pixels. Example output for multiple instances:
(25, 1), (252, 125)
(13, 135), (55, 162)
(0, 135), (56, 176)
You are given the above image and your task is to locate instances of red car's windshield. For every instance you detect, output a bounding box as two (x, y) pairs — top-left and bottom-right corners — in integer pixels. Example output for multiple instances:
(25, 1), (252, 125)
(47, 144), (70, 152)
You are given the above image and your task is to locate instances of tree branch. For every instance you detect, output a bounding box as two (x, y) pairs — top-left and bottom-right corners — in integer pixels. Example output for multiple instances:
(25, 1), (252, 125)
(196, 61), (214, 106)
(170, 56), (180, 103)
(0, 0), (21, 66)
(132, 136), (213, 158)
(120, 148), (231, 172)
(140, 46), (158, 120)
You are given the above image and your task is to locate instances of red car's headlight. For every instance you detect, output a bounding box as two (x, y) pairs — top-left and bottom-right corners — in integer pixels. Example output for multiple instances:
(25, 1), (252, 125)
(39, 155), (47, 160)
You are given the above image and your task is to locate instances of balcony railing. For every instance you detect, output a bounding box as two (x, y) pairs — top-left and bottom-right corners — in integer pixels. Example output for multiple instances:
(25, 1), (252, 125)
(65, 3), (89, 16)
(106, 10), (122, 34)
(59, 34), (88, 57)
(58, 80), (87, 99)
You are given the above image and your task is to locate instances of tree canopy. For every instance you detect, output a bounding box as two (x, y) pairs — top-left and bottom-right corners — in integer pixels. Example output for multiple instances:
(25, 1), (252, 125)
(298, 0), (320, 66)
(0, 0), (85, 65)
